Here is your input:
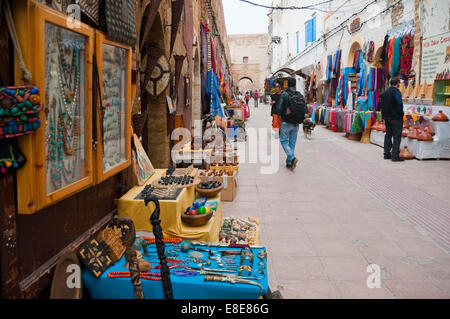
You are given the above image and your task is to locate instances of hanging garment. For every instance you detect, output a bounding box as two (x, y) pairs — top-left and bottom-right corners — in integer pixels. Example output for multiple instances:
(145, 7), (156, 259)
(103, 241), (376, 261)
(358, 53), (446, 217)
(380, 35), (389, 62)
(391, 36), (401, 78)
(346, 81), (353, 110)
(357, 54), (366, 96)
(331, 109), (337, 131)
(387, 37), (395, 77)
(210, 37), (216, 73)
(206, 70), (225, 118)
(375, 68), (384, 91)
(399, 32), (414, 77)
(327, 55), (332, 81)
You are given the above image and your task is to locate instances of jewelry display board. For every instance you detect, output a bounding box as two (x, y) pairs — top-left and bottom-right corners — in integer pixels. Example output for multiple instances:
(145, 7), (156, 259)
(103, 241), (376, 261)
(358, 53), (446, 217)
(45, 23), (87, 194)
(94, 32), (132, 183)
(15, 2), (94, 214)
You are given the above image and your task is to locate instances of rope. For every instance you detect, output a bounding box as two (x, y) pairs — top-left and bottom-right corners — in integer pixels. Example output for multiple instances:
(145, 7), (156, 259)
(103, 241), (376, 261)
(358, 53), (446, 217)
(2, 0), (32, 84)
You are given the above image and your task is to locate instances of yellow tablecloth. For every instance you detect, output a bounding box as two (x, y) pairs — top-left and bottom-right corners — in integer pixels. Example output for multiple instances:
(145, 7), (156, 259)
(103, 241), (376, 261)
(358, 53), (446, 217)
(117, 169), (222, 242)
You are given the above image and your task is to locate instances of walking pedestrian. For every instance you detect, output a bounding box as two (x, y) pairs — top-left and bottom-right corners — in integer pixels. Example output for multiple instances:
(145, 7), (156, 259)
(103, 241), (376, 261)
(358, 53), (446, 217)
(245, 92), (250, 105)
(271, 83), (283, 138)
(381, 77), (404, 162)
(254, 89), (259, 108)
(277, 77), (307, 170)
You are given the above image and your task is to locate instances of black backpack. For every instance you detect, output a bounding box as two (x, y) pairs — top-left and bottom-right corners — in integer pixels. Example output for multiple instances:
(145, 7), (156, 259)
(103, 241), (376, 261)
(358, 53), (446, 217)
(285, 91), (307, 124)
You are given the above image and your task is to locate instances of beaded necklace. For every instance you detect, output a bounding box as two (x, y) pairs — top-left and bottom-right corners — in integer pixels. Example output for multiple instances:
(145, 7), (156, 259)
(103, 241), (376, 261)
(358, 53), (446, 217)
(46, 32), (82, 190)
(102, 51), (124, 169)
(57, 37), (81, 129)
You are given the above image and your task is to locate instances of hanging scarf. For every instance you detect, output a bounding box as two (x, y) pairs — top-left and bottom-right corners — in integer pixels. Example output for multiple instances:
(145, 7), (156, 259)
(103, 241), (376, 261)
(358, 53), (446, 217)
(391, 36), (401, 78)
(206, 69), (225, 118)
(400, 32), (414, 77)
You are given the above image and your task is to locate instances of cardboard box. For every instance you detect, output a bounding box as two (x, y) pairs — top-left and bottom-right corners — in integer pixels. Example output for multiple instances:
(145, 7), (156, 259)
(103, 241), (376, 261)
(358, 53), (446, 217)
(198, 170), (238, 202)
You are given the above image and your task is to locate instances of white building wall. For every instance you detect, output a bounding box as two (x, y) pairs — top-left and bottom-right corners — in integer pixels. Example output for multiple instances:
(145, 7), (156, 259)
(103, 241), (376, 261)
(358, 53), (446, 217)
(421, 0), (450, 39)
(268, 0), (447, 95)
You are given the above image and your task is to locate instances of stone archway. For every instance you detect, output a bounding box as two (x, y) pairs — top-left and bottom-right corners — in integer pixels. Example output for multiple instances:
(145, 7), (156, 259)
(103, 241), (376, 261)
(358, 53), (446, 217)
(346, 35), (364, 67)
(238, 76), (254, 94)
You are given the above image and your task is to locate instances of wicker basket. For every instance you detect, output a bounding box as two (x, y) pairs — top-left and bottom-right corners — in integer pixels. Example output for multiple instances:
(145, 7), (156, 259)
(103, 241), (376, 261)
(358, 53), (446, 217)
(181, 211), (213, 227)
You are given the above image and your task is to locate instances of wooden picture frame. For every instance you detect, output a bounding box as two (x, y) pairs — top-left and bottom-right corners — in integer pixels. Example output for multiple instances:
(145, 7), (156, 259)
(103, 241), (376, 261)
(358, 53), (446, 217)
(94, 31), (132, 184)
(15, 1), (94, 214)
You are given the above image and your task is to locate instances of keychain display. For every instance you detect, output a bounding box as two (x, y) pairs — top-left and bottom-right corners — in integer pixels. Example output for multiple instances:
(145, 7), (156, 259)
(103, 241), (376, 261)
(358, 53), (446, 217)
(219, 216), (259, 245)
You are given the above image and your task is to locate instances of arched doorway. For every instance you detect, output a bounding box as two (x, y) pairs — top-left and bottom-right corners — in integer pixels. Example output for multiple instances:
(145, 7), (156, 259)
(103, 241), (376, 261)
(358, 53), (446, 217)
(346, 35), (364, 67)
(192, 48), (201, 129)
(238, 76), (254, 94)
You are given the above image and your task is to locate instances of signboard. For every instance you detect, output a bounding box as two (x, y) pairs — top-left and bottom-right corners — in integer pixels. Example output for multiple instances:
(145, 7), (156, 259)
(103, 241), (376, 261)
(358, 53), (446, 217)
(421, 32), (450, 83)
(350, 18), (361, 33)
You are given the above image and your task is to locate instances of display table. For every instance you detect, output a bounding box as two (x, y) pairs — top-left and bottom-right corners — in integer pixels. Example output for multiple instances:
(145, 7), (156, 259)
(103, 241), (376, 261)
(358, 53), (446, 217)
(403, 103), (450, 118)
(117, 169), (222, 242)
(82, 242), (269, 299)
(370, 120), (450, 159)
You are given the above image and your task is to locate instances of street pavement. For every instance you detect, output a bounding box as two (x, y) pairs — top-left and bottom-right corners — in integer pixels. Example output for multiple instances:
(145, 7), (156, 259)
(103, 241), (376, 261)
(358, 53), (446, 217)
(221, 101), (450, 299)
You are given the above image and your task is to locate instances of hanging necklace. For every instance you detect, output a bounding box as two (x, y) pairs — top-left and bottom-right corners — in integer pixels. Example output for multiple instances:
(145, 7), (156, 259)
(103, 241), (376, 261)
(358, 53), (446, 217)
(57, 38), (80, 129)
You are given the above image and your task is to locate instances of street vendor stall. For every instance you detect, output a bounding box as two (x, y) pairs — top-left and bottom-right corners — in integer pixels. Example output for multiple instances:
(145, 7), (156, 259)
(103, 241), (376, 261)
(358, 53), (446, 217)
(370, 104), (450, 159)
(82, 241), (269, 299)
(117, 169), (222, 242)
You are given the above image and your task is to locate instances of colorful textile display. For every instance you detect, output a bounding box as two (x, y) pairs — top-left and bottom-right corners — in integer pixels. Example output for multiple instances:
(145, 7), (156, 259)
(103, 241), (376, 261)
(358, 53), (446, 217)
(206, 70), (225, 118)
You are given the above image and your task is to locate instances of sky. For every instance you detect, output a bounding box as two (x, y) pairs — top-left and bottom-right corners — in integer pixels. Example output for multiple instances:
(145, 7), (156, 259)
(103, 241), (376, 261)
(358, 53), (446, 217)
(222, 0), (272, 35)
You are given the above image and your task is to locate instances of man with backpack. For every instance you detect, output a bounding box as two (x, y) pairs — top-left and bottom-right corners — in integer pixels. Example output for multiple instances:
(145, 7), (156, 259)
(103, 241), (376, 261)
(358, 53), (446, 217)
(277, 78), (307, 171)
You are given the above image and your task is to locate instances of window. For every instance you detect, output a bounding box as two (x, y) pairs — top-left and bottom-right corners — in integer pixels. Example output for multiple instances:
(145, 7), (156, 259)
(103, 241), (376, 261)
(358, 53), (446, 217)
(296, 31), (299, 54)
(305, 16), (317, 47)
(243, 56), (248, 63)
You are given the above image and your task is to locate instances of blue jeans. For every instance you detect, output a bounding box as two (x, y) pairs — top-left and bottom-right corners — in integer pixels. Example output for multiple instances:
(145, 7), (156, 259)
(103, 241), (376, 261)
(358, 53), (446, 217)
(280, 121), (299, 165)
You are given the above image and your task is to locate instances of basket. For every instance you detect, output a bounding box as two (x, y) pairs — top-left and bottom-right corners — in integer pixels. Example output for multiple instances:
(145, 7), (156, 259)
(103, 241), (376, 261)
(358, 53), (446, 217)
(181, 210), (214, 227)
(195, 184), (224, 198)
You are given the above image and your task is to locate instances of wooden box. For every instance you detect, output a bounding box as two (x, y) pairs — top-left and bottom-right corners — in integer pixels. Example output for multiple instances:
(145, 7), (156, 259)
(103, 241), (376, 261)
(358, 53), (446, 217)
(97, 225), (126, 262)
(78, 238), (113, 278)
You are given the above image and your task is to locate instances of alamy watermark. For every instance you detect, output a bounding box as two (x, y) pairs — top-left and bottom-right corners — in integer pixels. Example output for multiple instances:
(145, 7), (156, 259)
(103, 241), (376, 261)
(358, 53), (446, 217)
(366, 264), (381, 289)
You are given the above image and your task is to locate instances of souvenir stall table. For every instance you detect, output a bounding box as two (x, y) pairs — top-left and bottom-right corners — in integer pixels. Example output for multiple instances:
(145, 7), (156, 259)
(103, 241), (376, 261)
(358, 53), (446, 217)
(82, 241), (269, 299)
(117, 169), (222, 242)
(370, 104), (450, 159)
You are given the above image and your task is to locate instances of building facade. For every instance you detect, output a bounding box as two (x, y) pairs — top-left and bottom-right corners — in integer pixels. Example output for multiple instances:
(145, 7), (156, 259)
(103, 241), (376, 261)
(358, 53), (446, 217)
(229, 34), (269, 94)
(268, 0), (450, 102)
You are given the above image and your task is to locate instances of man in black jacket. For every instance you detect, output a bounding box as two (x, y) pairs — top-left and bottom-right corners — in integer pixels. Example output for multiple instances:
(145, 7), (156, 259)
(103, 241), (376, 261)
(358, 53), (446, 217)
(381, 77), (404, 162)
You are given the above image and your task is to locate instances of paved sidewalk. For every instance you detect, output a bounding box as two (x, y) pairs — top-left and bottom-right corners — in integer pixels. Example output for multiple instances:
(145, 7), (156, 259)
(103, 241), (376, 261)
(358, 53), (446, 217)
(222, 101), (450, 299)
